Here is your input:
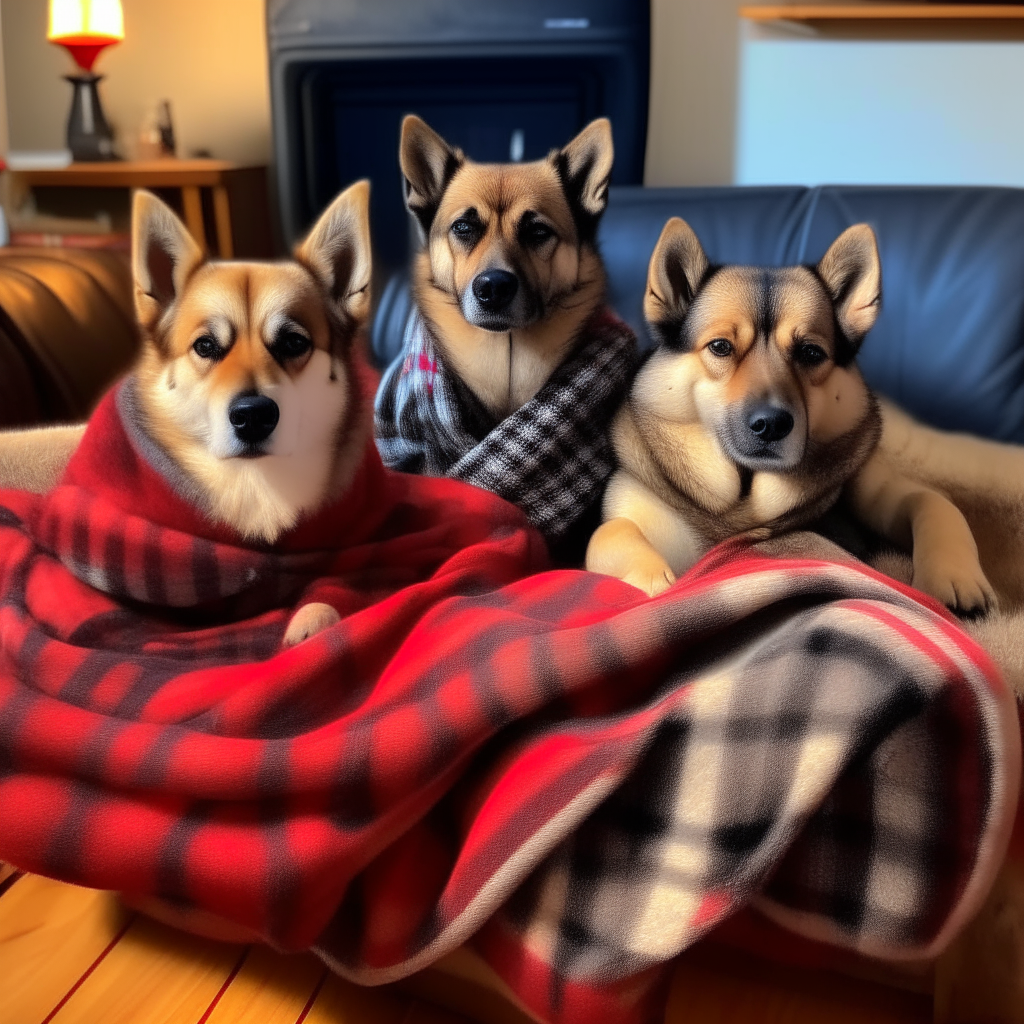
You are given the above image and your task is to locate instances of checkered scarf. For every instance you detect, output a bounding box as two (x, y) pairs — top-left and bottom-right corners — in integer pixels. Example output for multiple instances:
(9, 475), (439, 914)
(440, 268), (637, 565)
(0, 379), (1018, 1024)
(374, 305), (638, 546)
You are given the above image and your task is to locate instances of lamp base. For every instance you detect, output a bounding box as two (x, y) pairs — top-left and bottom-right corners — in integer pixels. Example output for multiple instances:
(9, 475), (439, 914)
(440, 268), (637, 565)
(64, 73), (116, 162)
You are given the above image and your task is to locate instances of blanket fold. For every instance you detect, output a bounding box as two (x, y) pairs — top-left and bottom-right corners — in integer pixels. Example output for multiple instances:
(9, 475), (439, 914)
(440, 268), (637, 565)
(0, 381), (1019, 1024)
(373, 305), (638, 547)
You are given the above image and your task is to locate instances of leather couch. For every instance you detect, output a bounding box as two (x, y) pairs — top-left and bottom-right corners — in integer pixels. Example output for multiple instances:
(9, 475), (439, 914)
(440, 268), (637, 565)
(375, 185), (1024, 446)
(0, 247), (138, 430)
(2, 187), (1022, 1021)
(11, 185), (1024, 450)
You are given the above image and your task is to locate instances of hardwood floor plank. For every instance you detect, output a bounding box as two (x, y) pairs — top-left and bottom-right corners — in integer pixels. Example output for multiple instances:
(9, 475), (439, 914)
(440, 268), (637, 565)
(0, 870), (934, 1024)
(46, 915), (246, 1024)
(0, 874), (129, 1024)
(202, 944), (326, 1024)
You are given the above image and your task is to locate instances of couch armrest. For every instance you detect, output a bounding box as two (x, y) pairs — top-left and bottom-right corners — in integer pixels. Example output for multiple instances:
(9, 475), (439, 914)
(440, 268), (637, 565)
(0, 248), (138, 429)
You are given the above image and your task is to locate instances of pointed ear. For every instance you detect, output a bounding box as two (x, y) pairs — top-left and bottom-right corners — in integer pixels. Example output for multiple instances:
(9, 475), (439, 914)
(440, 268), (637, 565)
(132, 189), (204, 332)
(295, 179), (373, 324)
(816, 223), (881, 349)
(552, 117), (614, 239)
(644, 218), (709, 342)
(399, 115), (464, 236)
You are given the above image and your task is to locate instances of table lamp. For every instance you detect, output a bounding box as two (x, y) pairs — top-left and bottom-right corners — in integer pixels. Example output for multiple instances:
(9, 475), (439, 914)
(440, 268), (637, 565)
(47, 0), (124, 161)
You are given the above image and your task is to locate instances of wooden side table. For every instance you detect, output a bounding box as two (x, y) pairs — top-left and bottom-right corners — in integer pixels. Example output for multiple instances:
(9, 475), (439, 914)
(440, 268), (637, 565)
(8, 160), (272, 259)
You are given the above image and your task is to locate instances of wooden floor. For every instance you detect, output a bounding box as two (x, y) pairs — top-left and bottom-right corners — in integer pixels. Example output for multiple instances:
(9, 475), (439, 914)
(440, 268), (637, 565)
(0, 863), (934, 1024)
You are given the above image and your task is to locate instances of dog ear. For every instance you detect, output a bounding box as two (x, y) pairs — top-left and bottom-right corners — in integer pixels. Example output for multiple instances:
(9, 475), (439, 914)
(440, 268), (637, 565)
(295, 179), (373, 324)
(400, 116), (465, 237)
(644, 218), (709, 344)
(816, 224), (881, 352)
(132, 190), (204, 332)
(552, 118), (614, 241)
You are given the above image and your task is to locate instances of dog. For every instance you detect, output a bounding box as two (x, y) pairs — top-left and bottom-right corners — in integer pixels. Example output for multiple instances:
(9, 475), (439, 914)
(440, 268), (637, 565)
(0, 182), (374, 646)
(399, 114), (613, 417)
(374, 114), (638, 556)
(585, 216), (997, 618)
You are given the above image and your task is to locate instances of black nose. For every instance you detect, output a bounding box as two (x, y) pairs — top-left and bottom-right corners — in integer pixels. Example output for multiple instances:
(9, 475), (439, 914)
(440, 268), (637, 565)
(747, 405), (794, 443)
(229, 393), (279, 445)
(472, 270), (519, 312)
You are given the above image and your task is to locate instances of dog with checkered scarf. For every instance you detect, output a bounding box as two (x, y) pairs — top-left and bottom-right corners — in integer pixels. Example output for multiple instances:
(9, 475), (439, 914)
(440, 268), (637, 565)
(374, 115), (639, 559)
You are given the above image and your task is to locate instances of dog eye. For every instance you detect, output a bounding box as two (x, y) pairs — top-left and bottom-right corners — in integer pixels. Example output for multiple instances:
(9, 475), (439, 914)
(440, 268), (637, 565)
(794, 343), (828, 366)
(707, 338), (733, 357)
(192, 335), (222, 360)
(521, 221), (555, 246)
(273, 330), (312, 361)
(451, 219), (480, 243)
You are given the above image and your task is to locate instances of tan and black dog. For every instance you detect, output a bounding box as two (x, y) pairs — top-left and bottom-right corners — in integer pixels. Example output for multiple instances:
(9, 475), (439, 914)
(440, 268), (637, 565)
(0, 183), (374, 645)
(376, 115), (638, 556)
(586, 216), (996, 617)
(398, 114), (614, 417)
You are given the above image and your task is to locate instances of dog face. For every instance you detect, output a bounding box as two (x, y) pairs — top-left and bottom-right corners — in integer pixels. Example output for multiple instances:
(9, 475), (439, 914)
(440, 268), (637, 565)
(638, 218), (881, 474)
(400, 115), (613, 334)
(131, 181), (372, 542)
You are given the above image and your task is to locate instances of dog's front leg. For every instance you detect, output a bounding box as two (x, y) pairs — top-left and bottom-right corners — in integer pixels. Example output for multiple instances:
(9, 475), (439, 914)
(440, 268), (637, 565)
(586, 517), (677, 597)
(848, 451), (997, 616)
(590, 471), (709, 596)
(282, 602), (341, 647)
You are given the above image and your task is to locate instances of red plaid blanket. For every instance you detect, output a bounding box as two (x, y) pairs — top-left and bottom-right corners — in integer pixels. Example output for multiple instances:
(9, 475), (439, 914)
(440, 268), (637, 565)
(0, 381), (1019, 1024)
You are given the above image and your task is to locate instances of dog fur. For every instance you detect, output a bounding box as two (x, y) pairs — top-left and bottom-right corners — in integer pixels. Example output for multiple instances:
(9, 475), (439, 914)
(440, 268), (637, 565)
(871, 402), (1024, 702)
(586, 217), (996, 618)
(399, 114), (613, 419)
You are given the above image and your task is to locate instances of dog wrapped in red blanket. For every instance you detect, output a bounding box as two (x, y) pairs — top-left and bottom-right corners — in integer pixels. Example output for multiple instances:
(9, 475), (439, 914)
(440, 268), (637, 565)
(0, 194), (1020, 1024)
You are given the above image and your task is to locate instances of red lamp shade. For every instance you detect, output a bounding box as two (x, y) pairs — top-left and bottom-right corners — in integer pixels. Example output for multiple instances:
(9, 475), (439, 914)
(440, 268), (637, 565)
(48, 0), (124, 72)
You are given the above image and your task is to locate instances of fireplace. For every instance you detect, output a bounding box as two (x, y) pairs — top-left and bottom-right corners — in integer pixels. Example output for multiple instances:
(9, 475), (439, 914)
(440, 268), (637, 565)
(268, 0), (650, 271)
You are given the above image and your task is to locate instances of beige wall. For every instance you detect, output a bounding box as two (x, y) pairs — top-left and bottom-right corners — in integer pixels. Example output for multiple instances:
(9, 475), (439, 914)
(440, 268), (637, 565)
(1, 0), (271, 164)
(1, 0), (737, 184)
(646, 0), (741, 186)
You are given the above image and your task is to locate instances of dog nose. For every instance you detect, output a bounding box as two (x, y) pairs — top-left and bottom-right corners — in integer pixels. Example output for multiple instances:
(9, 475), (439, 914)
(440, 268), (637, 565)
(229, 393), (279, 445)
(747, 405), (794, 443)
(472, 270), (519, 312)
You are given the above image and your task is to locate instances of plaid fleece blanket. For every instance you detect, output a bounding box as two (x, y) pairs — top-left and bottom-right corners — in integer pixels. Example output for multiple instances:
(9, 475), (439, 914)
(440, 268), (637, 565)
(374, 305), (638, 547)
(0, 379), (1019, 1024)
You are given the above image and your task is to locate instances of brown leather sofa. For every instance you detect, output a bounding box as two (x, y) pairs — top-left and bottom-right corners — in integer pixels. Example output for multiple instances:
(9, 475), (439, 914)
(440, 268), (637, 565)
(0, 248), (138, 429)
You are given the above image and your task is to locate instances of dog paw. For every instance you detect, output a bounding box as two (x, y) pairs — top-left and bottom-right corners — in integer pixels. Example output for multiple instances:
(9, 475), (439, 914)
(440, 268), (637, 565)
(282, 602), (340, 647)
(913, 559), (998, 619)
(622, 564), (677, 598)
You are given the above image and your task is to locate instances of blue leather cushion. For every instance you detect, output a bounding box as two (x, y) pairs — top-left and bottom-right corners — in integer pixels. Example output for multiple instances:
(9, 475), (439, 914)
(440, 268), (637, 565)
(373, 185), (1024, 444)
(601, 186), (1024, 444)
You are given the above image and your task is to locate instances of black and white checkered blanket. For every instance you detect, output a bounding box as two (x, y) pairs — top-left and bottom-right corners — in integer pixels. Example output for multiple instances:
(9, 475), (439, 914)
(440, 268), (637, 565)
(374, 306), (638, 545)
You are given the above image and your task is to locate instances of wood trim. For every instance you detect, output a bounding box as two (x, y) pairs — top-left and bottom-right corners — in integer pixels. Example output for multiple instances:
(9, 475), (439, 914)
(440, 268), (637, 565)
(741, 4), (1024, 21)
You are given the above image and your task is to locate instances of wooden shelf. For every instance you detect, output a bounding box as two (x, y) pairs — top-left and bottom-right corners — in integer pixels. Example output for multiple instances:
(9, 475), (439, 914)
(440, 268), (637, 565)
(5, 160), (271, 259)
(9, 158), (251, 189)
(741, 4), (1024, 21)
